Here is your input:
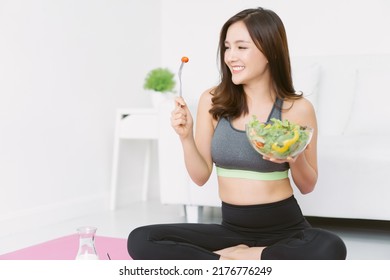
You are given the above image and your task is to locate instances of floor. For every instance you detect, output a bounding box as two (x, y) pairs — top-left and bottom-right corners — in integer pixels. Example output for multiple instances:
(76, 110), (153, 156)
(1, 199), (390, 260)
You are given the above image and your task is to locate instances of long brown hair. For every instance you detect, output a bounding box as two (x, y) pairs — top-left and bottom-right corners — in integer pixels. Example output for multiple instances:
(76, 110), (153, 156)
(210, 7), (301, 120)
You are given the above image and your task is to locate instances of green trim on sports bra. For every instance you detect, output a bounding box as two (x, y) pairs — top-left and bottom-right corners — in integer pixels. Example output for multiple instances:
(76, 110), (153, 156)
(216, 166), (289, 181)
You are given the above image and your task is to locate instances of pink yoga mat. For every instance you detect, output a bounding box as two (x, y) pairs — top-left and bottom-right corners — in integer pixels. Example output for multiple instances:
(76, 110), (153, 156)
(0, 234), (132, 260)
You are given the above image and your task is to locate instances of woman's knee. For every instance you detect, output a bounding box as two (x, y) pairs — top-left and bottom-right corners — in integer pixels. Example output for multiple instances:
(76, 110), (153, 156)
(301, 228), (347, 260)
(127, 226), (151, 259)
(262, 228), (347, 260)
(317, 229), (347, 260)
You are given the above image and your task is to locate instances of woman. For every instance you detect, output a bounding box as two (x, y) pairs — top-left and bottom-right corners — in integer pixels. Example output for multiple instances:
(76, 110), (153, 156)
(128, 7), (347, 260)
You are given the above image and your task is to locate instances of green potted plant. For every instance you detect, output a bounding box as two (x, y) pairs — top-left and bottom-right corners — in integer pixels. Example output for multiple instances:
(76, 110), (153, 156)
(144, 68), (176, 107)
(144, 68), (176, 93)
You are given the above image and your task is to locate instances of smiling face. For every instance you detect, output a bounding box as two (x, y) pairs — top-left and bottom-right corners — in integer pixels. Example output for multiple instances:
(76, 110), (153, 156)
(224, 21), (270, 87)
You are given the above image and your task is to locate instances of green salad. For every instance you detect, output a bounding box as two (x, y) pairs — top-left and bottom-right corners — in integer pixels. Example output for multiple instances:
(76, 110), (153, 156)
(246, 116), (313, 159)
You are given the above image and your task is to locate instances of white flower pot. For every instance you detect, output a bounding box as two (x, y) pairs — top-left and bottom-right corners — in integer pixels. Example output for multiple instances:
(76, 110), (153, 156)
(149, 91), (176, 108)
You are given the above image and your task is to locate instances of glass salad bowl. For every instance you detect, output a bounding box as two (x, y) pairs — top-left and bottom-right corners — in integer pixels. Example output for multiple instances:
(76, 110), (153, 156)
(246, 117), (313, 160)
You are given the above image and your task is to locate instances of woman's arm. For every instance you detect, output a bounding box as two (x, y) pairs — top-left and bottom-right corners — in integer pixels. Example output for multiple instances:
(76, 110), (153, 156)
(287, 98), (318, 194)
(265, 98), (318, 194)
(171, 89), (215, 186)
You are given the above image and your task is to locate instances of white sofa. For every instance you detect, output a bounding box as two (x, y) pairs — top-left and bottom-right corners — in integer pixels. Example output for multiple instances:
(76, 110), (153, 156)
(158, 54), (390, 222)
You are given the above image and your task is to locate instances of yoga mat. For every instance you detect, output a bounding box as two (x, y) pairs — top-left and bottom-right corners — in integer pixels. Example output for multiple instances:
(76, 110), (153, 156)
(0, 234), (132, 260)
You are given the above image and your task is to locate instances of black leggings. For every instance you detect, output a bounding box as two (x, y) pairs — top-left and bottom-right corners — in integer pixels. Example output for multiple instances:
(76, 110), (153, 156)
(127, 196), (347, 260)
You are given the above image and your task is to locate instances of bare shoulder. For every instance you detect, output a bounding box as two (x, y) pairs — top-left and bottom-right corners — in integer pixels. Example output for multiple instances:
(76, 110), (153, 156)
(196, 87), (217, 131)
(283, 97), (317, 128)
(285, 96), (315, 112)
(199, 87), (215, 104)
(197, 87), (215, 113)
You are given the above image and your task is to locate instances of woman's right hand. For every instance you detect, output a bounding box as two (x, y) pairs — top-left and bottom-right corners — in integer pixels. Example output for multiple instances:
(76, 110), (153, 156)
(171, 97), (194, 139)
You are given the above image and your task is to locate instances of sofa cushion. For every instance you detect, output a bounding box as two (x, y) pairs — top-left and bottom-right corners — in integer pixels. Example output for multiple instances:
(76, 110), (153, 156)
(292, 61), (321, 110)
(316, 63), (358, 136)
(292, 56), (358, 137)
(345, 66), (390, 136)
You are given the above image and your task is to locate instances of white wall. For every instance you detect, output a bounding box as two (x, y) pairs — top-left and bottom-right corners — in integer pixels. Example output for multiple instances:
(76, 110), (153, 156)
(0, 0), (162, 236)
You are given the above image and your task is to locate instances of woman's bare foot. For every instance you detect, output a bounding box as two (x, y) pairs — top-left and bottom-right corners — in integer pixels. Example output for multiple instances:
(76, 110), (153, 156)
(214, 244), (264, 260)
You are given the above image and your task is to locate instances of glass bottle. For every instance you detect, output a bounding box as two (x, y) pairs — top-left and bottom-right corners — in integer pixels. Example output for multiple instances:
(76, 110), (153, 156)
(75, 226), (99, 260)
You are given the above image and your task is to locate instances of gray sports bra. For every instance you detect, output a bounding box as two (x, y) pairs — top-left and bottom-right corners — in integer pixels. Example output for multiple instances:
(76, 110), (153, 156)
(211, 98), (289, 180)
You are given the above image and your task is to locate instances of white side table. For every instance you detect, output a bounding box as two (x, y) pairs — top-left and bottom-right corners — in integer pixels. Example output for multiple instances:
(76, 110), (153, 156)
(109, 108), (158, 210)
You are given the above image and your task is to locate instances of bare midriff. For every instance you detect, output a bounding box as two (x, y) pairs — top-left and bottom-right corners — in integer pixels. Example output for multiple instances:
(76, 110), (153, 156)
(218, 176), (294, 205)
